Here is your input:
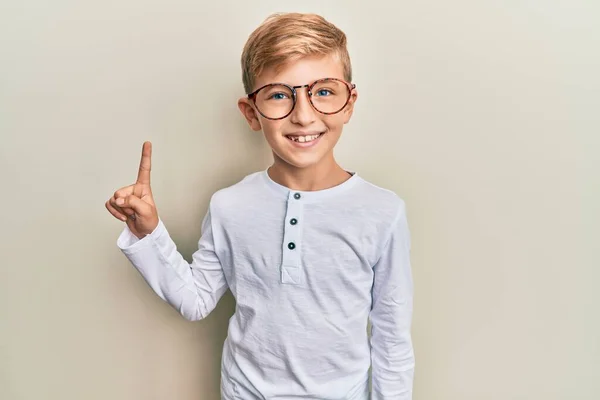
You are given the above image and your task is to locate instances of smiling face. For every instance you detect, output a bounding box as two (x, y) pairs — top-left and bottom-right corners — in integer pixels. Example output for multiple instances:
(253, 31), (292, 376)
(238, 54), (358, 171)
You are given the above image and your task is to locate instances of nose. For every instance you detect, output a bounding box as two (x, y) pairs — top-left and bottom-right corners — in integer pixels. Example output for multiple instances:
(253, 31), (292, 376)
(289, 86), (317, 126)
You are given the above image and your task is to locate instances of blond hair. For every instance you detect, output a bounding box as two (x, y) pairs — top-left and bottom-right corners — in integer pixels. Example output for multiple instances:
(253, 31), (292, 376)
(241, 12), (352, 94)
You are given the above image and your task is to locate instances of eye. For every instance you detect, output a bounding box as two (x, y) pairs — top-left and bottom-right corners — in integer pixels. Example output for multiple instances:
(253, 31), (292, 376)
(268, 92), (290, 100)
(315, 89), (333, 97)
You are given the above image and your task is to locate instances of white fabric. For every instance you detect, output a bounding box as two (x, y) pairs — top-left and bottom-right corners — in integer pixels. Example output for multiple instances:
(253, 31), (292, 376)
(117, 169), (415, 399)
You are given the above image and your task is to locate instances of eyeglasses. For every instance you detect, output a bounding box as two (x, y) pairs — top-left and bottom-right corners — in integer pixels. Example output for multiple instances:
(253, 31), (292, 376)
(247, 77), (356, 120)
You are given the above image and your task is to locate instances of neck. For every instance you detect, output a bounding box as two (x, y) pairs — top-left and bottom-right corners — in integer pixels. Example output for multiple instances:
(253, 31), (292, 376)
(268, 155), (351, 192)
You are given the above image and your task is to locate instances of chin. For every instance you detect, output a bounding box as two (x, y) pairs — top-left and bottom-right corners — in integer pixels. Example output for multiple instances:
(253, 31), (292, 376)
(279, 152), (329, 170)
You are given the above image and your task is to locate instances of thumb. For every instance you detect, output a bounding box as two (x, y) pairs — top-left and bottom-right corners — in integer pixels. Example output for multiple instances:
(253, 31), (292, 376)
(120, 194), (152, 217)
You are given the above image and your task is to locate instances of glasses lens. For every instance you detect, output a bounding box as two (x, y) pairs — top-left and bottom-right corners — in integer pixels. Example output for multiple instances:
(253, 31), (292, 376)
(310, 79), (350, 114)
(255, 84), (294, 119)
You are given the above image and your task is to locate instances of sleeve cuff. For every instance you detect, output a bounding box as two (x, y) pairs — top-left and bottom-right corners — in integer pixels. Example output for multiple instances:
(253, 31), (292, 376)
(116, 219), (166, 254)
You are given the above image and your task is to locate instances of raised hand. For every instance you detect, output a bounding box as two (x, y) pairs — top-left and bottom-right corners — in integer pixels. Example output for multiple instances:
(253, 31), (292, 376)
(105, 141), (159, 239)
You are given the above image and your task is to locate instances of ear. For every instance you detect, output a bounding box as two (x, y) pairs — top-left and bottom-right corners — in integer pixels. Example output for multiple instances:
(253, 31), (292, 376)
(238, 98), (262, 131)
(342, 88), (358, 124)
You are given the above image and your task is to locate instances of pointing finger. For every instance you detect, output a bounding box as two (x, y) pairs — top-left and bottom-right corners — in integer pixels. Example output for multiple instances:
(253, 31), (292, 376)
(136, 141), (152, 185)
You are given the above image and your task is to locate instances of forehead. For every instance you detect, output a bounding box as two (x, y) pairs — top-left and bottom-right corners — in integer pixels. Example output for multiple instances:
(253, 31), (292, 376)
(255, 54), (345, 88)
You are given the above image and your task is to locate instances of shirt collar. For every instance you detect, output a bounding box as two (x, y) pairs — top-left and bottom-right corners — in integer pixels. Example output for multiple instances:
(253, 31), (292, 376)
(261, 167), (360, 203)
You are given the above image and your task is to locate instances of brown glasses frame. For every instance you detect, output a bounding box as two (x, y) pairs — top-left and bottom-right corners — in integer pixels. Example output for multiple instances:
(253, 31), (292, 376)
(247, 77), (356, 120)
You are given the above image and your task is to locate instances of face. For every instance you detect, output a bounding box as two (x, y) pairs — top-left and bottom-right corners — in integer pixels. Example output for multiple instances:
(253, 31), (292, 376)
(238, 54), (358, 171)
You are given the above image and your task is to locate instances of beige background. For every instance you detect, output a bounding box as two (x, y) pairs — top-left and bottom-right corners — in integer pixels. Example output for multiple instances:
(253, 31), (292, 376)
(1, 1), (598, 399)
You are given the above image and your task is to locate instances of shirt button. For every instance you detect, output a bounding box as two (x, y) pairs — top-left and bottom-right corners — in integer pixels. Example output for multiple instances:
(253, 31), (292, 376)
(294, 193), (301, 200)
(287, 242), (296, 250)
(290, 218), (298, 225)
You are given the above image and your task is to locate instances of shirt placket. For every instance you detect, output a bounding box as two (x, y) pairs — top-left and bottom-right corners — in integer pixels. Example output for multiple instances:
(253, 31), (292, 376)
(280, 191), (304, 284)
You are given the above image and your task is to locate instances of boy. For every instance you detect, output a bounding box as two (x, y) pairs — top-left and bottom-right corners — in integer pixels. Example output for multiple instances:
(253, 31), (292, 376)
(105, 12), (414, 400)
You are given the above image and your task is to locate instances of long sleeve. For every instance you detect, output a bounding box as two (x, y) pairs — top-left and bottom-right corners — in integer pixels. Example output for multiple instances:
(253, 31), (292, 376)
(116, 204), (228, 321)
(369, 200), (415, 399)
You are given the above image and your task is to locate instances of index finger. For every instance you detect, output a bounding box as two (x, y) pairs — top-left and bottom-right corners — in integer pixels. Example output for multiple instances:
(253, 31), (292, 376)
(136, 141), (152, 185)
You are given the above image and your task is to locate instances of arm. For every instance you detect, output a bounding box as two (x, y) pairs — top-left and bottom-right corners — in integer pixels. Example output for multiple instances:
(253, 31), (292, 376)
(370, 200), (415, 399)
(116, 204), (228, 321)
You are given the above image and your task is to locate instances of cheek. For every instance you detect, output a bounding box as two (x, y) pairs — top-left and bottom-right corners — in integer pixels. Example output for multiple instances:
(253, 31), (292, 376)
(260, 119), (284, 140)
(323, 115), (345, 133)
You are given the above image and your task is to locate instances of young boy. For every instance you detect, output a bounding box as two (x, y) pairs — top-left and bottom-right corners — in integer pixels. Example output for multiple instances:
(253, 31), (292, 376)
(105, 12), (415, 400)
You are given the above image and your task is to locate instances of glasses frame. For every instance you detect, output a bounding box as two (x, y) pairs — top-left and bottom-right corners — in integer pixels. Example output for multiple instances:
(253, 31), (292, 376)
(247, 77), (356, 120)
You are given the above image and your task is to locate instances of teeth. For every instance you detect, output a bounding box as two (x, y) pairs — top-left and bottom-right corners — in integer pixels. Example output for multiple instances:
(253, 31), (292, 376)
(289, 134), (320, 143)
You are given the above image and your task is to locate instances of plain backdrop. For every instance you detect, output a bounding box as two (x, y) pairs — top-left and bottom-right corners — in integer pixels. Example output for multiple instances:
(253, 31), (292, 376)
(1, 1), (598, 399)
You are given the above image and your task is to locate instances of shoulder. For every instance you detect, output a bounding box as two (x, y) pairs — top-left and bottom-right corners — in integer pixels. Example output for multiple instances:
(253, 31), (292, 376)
(336, 174), (409, 264)
(339, 173), (408, 234)
(207, 170), (267, 214)
(349, 176), (409, 248)
(351, 175), (407, 220)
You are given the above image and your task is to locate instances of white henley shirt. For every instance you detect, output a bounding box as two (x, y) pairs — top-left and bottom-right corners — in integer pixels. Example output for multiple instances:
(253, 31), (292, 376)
(116, 169), (415, 399)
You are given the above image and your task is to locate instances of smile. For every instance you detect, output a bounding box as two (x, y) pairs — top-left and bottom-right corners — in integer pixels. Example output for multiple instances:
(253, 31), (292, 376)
(285, 133), (324, 144)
